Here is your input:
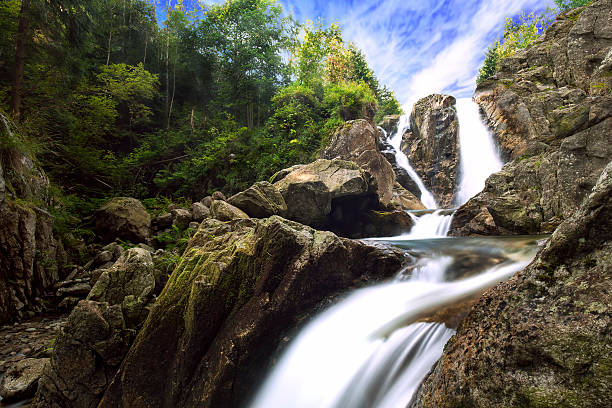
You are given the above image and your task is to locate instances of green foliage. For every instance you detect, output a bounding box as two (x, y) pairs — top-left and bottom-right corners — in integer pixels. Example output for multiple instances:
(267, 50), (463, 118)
(496, 12), (554, 60)
(477, 44), (500, 84)
(324, 81), (377, 121)
(553, 0), (592, 11)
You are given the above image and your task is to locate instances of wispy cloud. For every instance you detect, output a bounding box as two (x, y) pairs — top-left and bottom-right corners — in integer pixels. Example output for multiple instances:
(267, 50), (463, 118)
(280, 0), (553, 110)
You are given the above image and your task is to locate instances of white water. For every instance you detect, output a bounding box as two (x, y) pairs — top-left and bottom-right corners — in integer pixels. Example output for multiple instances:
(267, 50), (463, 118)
(249, 213), (539, 408)
(455, 98), (503, 205)
(388, 116), (438, 209)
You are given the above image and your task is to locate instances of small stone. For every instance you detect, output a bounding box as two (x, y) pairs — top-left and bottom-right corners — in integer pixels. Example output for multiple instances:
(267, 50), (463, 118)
(25, 328), (36, 333)
(212, 191), (226, 201)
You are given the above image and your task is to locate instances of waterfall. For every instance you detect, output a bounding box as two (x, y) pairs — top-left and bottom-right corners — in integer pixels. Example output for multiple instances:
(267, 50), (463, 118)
(455, 98), (503, 205)
(248, 212), (541, 408)
(387, 116), (438, 209)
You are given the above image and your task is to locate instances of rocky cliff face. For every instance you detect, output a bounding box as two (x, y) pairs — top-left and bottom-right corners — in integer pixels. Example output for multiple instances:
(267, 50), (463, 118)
(451, 0), (612, 236)
(0, 116), (68, 324)
(412, 159), (612, 408)
(96, 216), (406, 408)
(402, 94), (459, 207)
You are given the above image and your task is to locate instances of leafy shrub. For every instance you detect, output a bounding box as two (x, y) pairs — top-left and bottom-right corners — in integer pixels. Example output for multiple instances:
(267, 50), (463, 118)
(553, 0), (592, 11)
(323, 81), (377, 121)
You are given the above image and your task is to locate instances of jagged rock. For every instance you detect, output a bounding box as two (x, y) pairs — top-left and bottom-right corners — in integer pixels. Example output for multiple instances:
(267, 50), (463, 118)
(87, 248), (155, 327)
(0, 358), (49, 402)
(210, 200), (250, 221)
(320, 119), (397, 206)
(228, 181), (288, 218)
(412, 159), (612, 408)
(102, 242), (124, 261)
(475, 1), (612, 161)
(403, 94), (459, 207)
(272, 159), (378, 229)
(451, 1), (612, 236)
(378, 114), (401, 134)
(94, 250), (114, 265)
(98, 216), (407, 408)
(56, 282), (91, 298)
(171, 208), (192, 228)
(191, 202), (211, 222)
(94, 197), (151, 244)
(33, 301), (132, 408)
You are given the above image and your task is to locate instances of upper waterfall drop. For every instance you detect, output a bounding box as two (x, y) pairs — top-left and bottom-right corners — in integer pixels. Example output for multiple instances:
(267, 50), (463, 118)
(455, 98), (503, 205)
(388, 116), (438, 209)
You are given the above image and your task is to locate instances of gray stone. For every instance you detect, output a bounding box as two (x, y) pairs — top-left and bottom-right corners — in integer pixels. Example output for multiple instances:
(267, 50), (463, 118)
(0, 358), (49, 402)
(210, 200), (250, 222)
(171, 208), (192, 228)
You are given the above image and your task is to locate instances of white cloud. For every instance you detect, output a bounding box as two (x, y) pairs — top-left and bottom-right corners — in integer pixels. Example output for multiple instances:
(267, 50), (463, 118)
(281, 0), (555, 110)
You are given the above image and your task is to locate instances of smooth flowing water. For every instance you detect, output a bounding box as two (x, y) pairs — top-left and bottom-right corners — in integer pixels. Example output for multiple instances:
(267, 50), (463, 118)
(250, 98), (521, 408)
(455, 98), (503, 205)
(387, 116), (438, 209)
(249, 212), (543, 408)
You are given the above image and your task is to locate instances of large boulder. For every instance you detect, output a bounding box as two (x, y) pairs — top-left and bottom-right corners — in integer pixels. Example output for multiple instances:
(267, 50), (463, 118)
(0, 358), (49, 402)
(227, 181), (288, 218)
(378, 114), (401, 134)
(451, 0), (612, 236)
(412, 159), (612, 408)
(272, 159), (378, 229)
(94, 197), (151, 243)
(320, 119), (401, 206)
(97, 216), (406, 408)
(403, 94), (459, 208)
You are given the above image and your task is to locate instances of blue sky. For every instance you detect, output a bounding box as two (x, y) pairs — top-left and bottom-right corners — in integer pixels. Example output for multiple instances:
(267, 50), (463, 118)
(158, 0), (554, 110)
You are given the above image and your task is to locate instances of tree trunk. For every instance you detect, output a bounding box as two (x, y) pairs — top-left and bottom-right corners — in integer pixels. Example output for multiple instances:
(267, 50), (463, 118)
(168, 52), (176, 129)
(143, 32), (148, 65)
(165, 27), (169, 123)
(10, 0), (31, 120)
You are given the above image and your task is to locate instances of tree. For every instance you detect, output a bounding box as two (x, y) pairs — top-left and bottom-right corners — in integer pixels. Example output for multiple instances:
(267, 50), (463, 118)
(553, 0), (592, 11)
(477, 44), (499, 84)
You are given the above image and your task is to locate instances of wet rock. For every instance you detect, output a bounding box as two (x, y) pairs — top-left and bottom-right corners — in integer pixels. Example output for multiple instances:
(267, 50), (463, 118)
(98, 216), (406, 408)
(228, 181), (288, 218)
(94, 197), (151, 244)
(412, 159), (612, 408)
(403, 94), (459, 207)
(191, 202), (210, 222)
(0, 357), (49, 401)
(210, 200), (250, 222)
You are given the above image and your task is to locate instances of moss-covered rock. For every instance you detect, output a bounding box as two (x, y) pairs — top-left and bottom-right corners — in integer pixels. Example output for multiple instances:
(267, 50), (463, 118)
(94, 197), (151, 244)
(98, 216), (406, 408)
(411, 160), (612, 408)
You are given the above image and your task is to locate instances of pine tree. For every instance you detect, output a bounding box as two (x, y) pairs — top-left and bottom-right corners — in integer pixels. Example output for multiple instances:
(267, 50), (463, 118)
(476, 44), (499, 85)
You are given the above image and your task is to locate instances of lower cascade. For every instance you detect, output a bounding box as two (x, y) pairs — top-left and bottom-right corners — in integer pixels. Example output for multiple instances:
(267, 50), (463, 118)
(249, 212), (543, 408)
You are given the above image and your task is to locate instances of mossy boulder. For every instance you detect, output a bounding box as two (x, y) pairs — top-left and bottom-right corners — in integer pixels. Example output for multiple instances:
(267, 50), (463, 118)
(411, 160), (612, 408)
(210, 200), (249, 221)
(98, 216), (406, 408)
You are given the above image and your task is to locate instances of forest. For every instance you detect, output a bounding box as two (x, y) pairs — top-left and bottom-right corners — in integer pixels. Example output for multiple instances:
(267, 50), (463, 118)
(0, 0), (402, 224)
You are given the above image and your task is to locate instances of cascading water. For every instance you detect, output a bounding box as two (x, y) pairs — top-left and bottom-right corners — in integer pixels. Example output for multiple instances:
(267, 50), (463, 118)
(387, 116), (438, 209)
(455, 98), (503, 205)
(250, 97), (522, 408)
(249, 211), (542, 408)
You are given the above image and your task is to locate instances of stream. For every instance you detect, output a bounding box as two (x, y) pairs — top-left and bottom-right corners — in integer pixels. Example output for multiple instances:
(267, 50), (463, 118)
(248, 97), (539, 408)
